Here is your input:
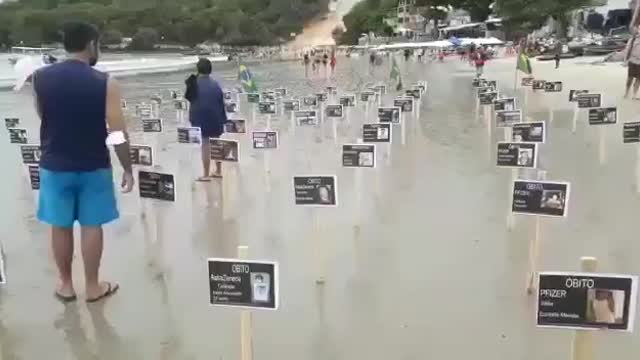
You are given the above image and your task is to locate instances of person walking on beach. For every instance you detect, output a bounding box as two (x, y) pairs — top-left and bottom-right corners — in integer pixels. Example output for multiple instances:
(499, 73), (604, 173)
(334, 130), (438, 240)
(330, 51), (337, 75)
(33, 22), (134, 303)
(185, 58), (227, 180)
(474, 47), (486, 77)
(625, 26), (640, 99)
(553, 40), (563, 69)
(303, 53), (310, 78)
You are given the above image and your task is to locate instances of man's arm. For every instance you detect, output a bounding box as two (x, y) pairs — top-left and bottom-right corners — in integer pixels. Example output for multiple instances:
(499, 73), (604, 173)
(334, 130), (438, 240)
(106, 77), (134, 192)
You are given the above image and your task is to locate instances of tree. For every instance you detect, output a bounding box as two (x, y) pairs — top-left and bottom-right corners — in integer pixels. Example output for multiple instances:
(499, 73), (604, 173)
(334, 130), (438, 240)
(102, 29), (123, 45)
(495, 0), (593, 36)
(129, 27), (159, 50)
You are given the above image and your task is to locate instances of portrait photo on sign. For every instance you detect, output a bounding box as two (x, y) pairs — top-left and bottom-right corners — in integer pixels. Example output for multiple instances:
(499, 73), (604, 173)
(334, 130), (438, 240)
(544, 82), (562, 92)
(131, 145), (153, 166)
(533, 80), (546, 90)
(211, 139), (239, 162)
(138, 171), (176, 202)
(304, 97), (318, 106)
(259, 102), (276, 114)
(326, 105), (343, 118)
(586, 289), (625, 325)
(513, 122), (545, 143)
(517, 148), (534, 167)
(252, 131), (278, 149)
(9, 128), (28, 144)
(224, 120), (247, 134)
(496, 110), (522, 127)
(225, 102), (237, 113)
(540, 190), (566, 211)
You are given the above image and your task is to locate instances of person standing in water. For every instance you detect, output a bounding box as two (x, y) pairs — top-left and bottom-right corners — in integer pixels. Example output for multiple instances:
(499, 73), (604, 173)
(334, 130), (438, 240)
(33, 21), (134, 303)
(303, 53), (310, 78)
(185, 58), (227, 180)
(330, 51), (337, 75)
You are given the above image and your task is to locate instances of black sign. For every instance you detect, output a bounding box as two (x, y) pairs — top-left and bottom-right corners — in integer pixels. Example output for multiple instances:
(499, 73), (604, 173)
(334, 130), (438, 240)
(225, 102), (238, 113)
(142, 118), (163, 133)
(20, 145), (41, 164)
(293, 176), (338, 206)
(472, 78), (487, 87)
(342, 144), (376, 168)
(326, 105), (344, 118)
(262, 92), (276, 102)
(496, 110), (522, 127)
(294, 110), (317, 126)
(224, 120), (247, 134)
(521, 77), (534, 87)
(570, 90), (589, 102)
(623, 122), (640, 143)
(494, 98), (516, 111)
(252, 131), (278, 149)
(139, 171), (176, 202)
(537, 272), (638, 331)
(325, 86), (337, 94)
(224, 91), (233, 100)
(513, 122), (545, 143)
(477, 87), (492, 96)
(394, 98), (414, 113)
(208, 258), (279, 309)
(5, 118), (19, 129)
(497, 142), (537, 168)
(479, 92), (498, 105)
(258, 102), (277, 115)
(316, 93), (328, 102)
(405, 89), (421, 99)
(8, 128), (27, 144)
(247, 93), (260, 104)
(275, 88), (287, 97)
(210, 139), (239, 162)
(486, 80), (497, 89)
(339, 96), (356, 107)
(130, 145), (153, 166)
(304, 96), (318, 107)
(588, 107), (617, 125)
(378, 107), (401, 124)
(577, 94), (602, 108)
(363, 124), (391, 143)
(360, 91), (375, 102)
(512, 180), (570, 217)
(544, 81), (563, 92)
(283, 100), (300, 111)
(533, 80), (546, 90)
(174, 100), (187, 110)
(28, 165), (40, 191)
(177, 127), (202, 144)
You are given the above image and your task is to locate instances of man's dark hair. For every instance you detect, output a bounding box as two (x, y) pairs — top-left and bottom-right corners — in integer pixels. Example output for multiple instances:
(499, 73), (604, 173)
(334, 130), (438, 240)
(197, 58), (212, 75)
(62, 22), (100, 53)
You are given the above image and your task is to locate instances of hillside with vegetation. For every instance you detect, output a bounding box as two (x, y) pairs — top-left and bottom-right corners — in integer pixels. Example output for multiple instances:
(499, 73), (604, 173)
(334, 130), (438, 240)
(0, 0), (330, 49)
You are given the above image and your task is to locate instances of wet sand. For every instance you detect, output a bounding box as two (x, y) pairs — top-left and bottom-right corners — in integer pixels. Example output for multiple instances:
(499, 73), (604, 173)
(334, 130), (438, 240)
(0, 55), (639, 359)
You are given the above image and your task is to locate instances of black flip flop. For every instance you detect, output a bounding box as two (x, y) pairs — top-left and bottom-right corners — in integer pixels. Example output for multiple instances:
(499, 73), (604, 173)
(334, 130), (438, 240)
(195, 177), (212, 182)
(86, 283), (119, 303)
(210, 174), (223, 179)
(55, 291), (77, 304)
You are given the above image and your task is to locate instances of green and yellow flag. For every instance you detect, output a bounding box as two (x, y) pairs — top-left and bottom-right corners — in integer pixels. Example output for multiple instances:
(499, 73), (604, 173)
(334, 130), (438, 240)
(517, 52), (532, 75)
(390, 56), (403, 91)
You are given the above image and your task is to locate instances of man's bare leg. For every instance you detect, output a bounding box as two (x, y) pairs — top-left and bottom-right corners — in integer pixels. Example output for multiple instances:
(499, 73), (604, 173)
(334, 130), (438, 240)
(213, 161), (222, 177)
(198, 138), (211, 181)
(625, 76), (634, 98)
(81, 226), (116, 300)
(52, 226), (75, 297)
(633, 78), (640, 99)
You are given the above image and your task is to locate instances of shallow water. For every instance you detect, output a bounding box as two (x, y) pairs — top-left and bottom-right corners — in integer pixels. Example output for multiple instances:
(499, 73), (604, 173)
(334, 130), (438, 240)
(0, 56), (639, 359)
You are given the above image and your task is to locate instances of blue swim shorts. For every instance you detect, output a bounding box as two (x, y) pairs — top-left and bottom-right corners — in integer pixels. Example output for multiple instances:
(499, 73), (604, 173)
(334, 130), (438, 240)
(38, 168), (119, 228)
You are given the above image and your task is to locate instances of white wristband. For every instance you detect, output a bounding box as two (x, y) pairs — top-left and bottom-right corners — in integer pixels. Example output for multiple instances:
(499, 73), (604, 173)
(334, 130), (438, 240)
(106, 131), (127, 145)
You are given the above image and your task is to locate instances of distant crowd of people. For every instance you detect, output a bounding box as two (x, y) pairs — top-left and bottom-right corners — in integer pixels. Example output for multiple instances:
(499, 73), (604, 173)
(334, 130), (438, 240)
(302, 49), (337, 78)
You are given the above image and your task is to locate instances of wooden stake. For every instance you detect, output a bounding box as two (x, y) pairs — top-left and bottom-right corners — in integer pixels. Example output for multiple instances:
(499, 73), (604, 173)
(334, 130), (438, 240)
(572, 105), (579, 134)
(332, 118), (338, 144)
(598, 127), (606, 165)
(401, 113), (406, 146)
(527, 170), (547, 294)
(237, 246), (254, 360)
(635, 146), (640, 194)
(570, 257), (598, 360)
(312, 212), (326, 284)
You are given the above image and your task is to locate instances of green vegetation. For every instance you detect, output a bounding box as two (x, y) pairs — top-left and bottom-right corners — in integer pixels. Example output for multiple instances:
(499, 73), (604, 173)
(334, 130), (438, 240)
(0, 0), (330, 48)
(341, 0), (397, 45)
(495, 0), (594, 37)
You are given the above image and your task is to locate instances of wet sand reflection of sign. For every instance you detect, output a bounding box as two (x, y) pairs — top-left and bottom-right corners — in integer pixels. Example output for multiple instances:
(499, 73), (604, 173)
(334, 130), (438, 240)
(512, 180), (570, 217)
(294, 110), (318, 126)
(283, 100), (300, 111)
(224, 120), (247, 134)
(130, 145), (153, 166)
(247, 93), (261, 104)
(8, 128), (27, 144)
(623, 122), (640, 143)
(304, 96), (318, 107)
(28, 165), (40, 190)
(177, 127), (202, 144)
(225, 102), (238, 114)
(326, 105), (344, 118)
(378, 107), (401, 124)
(544, 81), (563, 92)
(537, 272), (638, 331)
(577, 94), (602, 108)
(363, 124), (391, 143)
(533, 80), (547, 90)
(258, 102), (277, 115)
(497, 142), (537, 168)
(210, 139), (239, 162)
(393, 98), (413, 113)
(513, 122), (545, 143)
(293, 176), (338, 206)
(494, 98), (516, 111)
(5, 118), (19, 129)
(252, 131), (278, 149)
(588, 107), (617, 125)
(570, 90), (589, 102)
(208, 258), (279, 310)
(496, 110), (522, 128)
(20, 145), (41, 164)
(142, 118), (163, 133)
(479, 92), (498, 105)
(339, 96), (356, 107)
(138, 170), (176, 202)
(342, 144), (376, 168)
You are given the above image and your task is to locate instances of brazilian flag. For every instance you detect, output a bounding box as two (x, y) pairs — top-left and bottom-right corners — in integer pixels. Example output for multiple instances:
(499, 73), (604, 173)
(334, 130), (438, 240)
(517, 52), (532, 75)
(238, 64), (258, 93)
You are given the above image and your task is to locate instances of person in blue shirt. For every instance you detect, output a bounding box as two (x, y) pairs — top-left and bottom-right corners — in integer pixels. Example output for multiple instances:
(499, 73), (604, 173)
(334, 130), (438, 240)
(33, 22), (134, 303)
(185, 58), (227, 181)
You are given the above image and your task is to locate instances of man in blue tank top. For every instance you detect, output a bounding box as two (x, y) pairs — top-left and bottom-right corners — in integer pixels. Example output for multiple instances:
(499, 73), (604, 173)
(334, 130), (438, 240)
(33, 22), (134, 303)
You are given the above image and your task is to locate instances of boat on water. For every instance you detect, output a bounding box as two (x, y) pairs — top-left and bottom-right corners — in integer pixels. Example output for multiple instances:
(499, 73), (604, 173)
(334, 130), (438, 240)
(8, 46), (59, 65)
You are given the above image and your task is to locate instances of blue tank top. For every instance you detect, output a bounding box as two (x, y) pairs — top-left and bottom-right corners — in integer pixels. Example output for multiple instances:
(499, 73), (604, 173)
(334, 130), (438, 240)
(35, 60), (110, 171)
(188, 76), (226, 137)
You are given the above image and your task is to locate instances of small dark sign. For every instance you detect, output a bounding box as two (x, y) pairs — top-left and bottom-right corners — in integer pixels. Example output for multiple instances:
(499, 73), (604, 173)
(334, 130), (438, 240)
(224, 120), (247, 134)
(225, 102), (238, 113)
(325, 86), (337, 95)
(533, 80), (546, 90)
(537, 272), (638, 331)
(405, 89), (421, 99)
(569, 90), (589, 102)
(304, 96), (319, 107)
(316, 93), (329, 103)
(293, 176), (338, 206)
(339, 95), (356, 107)
(258, 102), (277, 115)
(513, 122), (545, 143)
(479, 92), (498, 105)
(512, 180), (570, 217)
(174, 100), (187, 110)
(494, 98), (516, 111)
(473, 78), (487, 88)
(275, 88), (287, 97)
(142, 118), (163, 133)
(252, 131), (278, 149)
(623, 122), (640, 143)
(577, 94), (602, 108)
(20, 145), (41, 164)
(208, 258), (279, 309)
(224, 91), (233, 100)
(496, 110), (522, 128)
(177, 127), (202, 144)
(210, 139), (239, 162)
(477, 87), (492, 96)
(394, 98), (414, 113)
(378, 107), (401, 124)
(139, 170), (176, 202)
(247, 93), (261, 104)
(544, 81), (563, 92)
(283, 100), (300, 111)
(496, 142), (537, 168)
(262, 92), (276, 102)
(363, 124), (391, 143)
(342, 144), (376, 168)
(8, 128), (27, 144)
(326, 105), (344, 118)
(28, 165), (40, 191)
(360, 91), (375, 102)
(5, 118), (19, 129)
(521, 77), (534, 87)
(588, 107), (617, 125)
(130, 145), (153, 166)
(486, 80), (497, 89)
(294, 110), (317, 126)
